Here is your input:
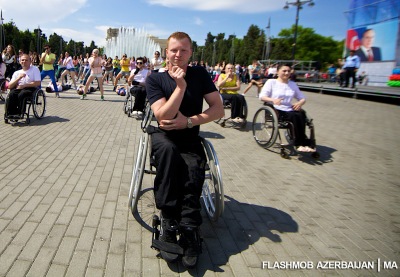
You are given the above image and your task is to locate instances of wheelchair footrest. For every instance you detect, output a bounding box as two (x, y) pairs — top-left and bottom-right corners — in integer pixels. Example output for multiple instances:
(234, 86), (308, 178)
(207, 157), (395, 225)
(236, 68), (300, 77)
(151, 239), (184, 255)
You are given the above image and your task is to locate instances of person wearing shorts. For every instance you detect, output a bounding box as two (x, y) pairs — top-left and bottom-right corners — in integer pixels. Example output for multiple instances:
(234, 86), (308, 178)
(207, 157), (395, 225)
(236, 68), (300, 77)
(60, 52), (78, 89)
(113, 54), (130, 91)
(81, 49), (105, 100)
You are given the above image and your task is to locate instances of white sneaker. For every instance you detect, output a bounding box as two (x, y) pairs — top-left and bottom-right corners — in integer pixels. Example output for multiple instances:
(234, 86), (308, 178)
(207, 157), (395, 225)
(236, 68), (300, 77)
(132, 111), (138, 115)
(233, 117), (244, 123)
(137, 111), (143, 116)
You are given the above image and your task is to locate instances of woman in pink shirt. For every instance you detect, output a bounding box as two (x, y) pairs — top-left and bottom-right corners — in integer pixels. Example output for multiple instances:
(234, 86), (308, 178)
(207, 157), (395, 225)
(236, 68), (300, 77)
(81, 49), (105, 100)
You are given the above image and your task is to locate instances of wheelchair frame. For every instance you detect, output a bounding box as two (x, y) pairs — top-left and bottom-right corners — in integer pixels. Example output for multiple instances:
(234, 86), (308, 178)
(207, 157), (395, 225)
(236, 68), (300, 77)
(4, 88), (46, 124)
(128, 104), (224, 223)
(252, 103), (319, 159)
(123, 85), (144, 118)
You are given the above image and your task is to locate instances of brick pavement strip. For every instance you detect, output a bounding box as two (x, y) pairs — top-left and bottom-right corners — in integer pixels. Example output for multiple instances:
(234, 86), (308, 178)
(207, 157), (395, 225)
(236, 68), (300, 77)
(0, 82), (399, 276)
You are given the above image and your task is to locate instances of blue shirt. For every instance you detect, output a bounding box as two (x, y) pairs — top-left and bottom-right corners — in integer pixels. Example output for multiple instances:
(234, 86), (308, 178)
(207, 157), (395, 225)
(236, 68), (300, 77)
(343, 55), (360, 69)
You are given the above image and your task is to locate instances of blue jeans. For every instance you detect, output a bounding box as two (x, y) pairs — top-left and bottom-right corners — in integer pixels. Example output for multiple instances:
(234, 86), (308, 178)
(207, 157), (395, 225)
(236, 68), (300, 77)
(41, 70), (59, 92)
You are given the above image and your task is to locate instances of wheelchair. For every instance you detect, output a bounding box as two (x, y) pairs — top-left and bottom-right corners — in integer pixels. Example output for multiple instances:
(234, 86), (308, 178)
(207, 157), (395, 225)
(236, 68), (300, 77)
(252, 103), (319, 159)
(128, 104), (224, 222)
(4, 88), (46, 124)
(214, 94), (248, 128)
(0, 79), (8, 101)
(123, 85), (146, 118)
(128, 103), (224, 259)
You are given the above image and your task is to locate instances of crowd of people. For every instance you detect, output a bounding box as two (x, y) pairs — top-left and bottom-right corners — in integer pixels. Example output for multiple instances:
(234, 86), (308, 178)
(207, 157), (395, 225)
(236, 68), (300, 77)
(1, 34), (322, 269)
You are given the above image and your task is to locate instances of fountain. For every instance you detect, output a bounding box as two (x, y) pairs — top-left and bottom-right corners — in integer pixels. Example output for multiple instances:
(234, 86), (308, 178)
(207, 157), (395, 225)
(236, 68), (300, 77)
(104, 27), (161, 59)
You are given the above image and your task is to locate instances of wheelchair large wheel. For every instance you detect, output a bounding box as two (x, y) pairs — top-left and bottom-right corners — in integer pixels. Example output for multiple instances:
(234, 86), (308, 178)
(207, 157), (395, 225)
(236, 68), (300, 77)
(32, 89), (46, 119)
(127, 94), (134, 117)
(128, 133), (149, 215)
(141, 102), (153, 131)
(201, 138), (224, 221)
(123, 97), (128, 114)
(252, 106), (278, 149)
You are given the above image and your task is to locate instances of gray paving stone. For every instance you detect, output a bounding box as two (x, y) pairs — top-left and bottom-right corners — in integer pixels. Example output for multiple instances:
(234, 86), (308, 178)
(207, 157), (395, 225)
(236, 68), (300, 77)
(0, 82), (399, 276)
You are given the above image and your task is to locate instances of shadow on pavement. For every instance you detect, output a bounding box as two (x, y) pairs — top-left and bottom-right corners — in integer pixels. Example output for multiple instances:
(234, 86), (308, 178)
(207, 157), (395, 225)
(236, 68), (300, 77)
(163, 195), (299, 276)
(10, 115), (70, 127)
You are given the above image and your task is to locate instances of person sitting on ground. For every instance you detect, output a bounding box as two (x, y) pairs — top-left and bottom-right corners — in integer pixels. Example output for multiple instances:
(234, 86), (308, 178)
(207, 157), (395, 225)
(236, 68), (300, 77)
(259, 64), (316, 152)
(5, 54), (41, 118)
(127, 57), (150, 116)
(242, 59), (263, 96)
(217, 63), (246, 123)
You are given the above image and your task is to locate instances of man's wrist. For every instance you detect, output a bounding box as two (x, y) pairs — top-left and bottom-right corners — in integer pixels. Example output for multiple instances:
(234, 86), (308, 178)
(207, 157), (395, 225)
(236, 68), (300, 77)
(187, 117), (193, 128)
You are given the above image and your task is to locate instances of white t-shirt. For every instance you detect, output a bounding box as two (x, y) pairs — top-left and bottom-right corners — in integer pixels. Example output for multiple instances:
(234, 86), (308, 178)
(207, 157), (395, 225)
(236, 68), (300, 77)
(63, 56), (74, 69)
(130, 68), (149, 83)
(10, 66), (41, 86)
(259, 79), (305, 112)
(151, 57), (163, 70)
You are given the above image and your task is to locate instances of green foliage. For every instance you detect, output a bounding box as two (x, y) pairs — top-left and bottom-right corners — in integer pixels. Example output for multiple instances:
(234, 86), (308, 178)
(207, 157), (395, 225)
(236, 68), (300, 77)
(1, 21), (98, 57)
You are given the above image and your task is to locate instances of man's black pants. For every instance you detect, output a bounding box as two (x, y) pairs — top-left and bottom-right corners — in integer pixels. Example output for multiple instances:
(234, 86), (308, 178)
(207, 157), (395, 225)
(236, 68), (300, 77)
(150, 131), (206, 227)
(5, 87), (36, 116)
(130, 86), (146, 112)
(344, 67), (356, 88)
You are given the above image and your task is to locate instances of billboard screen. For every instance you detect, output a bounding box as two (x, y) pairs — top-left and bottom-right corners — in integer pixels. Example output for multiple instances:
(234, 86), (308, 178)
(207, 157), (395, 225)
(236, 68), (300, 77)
(345, 19), (398, 62)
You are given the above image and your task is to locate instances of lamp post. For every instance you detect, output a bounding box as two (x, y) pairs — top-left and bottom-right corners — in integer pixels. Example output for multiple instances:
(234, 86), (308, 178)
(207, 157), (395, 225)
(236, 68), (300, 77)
(283, 0), (315, 60)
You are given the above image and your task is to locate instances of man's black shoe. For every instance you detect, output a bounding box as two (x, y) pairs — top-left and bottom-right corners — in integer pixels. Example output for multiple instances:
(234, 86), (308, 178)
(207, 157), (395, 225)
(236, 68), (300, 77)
(159, 216), (180, 263)
(179, 226), (202, 269)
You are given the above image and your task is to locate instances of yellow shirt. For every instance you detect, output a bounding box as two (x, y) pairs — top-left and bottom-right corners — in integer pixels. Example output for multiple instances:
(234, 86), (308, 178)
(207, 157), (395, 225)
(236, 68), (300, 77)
(219, 74), (238, 94)
(120, 58), (130, 72)
(41, 53), (56, 71)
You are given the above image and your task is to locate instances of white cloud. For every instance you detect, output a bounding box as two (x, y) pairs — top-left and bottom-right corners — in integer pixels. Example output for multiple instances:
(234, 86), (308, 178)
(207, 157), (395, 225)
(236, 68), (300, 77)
(146, 0), (286, 13)
(0, 0), (87, 29)
(194, 17), (203, 26)
(50, 27), (105, 47)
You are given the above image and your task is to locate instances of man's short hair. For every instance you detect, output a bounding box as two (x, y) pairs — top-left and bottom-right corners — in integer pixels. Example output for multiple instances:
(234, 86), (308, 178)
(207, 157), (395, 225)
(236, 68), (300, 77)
(167, 32), (192, 49)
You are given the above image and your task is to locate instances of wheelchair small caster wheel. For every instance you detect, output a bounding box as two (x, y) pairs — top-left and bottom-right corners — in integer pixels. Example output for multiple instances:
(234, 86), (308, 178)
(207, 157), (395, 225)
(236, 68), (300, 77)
(152, 215), (160, 228)
(311, 152), (320, 159)
(26, 117), (30, 124)
(280, 149), (290, 159)
(220, 121), (225, 127)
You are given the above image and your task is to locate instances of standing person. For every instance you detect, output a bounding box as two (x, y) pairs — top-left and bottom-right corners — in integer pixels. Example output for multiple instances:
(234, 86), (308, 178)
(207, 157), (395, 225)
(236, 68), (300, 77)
(103, 57), (114, 84)
(60, 52), (78, 89)
(242, 60), (263, 96)
(151, 51), (163, 72)
(113, 54), (130, 91)
(112, 56), (120, 78)
(342, 50), (361, 88)
(81, 49), (105, 100)
(4, 54), (41, 118)
(259, 64), (315, 152)
(2, 44), (17, 79)
(40, 45), (59, 97)
(146, 31), (224, 268)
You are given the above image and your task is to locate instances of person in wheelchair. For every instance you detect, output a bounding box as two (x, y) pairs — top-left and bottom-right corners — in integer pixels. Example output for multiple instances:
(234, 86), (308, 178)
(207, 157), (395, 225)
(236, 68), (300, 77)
(127, 57), (150, 116)
(217, 63), (246, 123)
(145, 32), (224, 268)
(5, 54), (41, 119)
(259, 64), (316, 153)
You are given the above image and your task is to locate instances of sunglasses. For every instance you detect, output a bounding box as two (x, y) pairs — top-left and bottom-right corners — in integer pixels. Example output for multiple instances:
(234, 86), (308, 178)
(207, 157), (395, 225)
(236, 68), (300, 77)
(136, 62), (143, 64)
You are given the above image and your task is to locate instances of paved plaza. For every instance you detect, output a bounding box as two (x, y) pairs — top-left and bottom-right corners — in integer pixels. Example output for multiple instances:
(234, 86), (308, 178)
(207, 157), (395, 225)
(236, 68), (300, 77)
(0, 80), (399, 276)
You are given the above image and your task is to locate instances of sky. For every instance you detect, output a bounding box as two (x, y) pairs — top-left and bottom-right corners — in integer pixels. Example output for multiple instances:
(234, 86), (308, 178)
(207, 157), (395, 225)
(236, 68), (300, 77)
(0, 0), (351, 48)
